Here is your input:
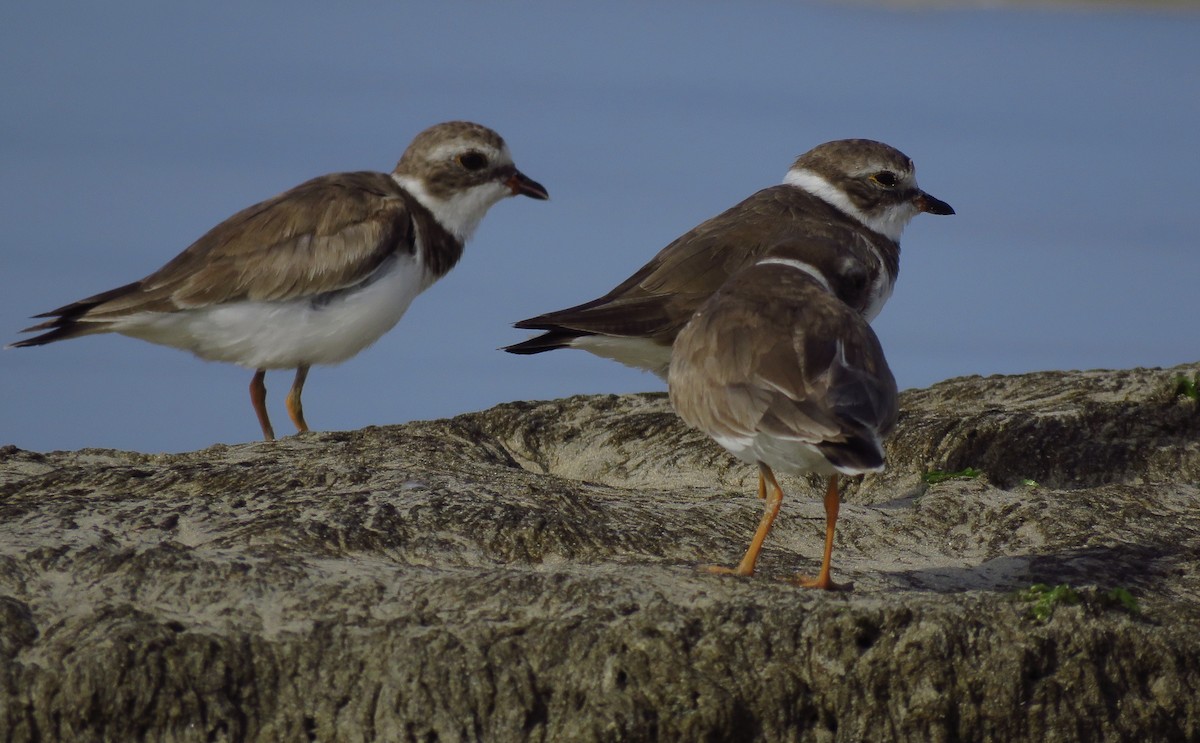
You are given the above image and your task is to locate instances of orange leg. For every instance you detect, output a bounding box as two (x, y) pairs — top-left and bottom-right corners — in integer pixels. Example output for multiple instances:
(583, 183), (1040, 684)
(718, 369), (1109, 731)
(285, 365), (310, 434)
(705, 463), (784, 577)
(250, 369), (275, 441)
(757, 471), (766, 500)
(796, 476), (842, 590)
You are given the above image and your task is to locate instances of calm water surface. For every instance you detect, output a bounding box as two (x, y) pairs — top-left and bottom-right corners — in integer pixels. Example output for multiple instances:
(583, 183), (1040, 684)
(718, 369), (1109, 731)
(2, 2), (1196, 452)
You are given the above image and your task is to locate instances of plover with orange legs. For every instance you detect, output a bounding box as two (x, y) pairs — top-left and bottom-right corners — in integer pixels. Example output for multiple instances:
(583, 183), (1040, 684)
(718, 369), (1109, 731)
(11, 121), (548, 440)
(507, 138), (949, 501)
(668, 258), (899, 589)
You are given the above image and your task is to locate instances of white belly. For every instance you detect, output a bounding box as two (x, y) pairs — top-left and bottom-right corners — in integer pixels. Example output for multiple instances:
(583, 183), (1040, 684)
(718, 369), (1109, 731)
(714, 430), (883, 478)
(569, 334), (674, 379)
(113, 254), (430, 369)
(714, 431), (839, 476)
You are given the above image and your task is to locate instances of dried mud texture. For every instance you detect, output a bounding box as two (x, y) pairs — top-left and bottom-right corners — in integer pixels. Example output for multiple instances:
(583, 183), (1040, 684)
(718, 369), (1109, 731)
(2, 364), (1199, 742)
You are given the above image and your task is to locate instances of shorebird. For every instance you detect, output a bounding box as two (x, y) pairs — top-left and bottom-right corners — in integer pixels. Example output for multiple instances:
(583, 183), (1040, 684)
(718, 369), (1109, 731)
(10, 121), (548, 440)
(668, 258), (899, 589)
(505, 138), (952, 376)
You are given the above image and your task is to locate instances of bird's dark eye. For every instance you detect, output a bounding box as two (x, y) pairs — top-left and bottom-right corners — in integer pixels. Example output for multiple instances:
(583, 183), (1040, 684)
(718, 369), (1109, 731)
(872, 171), (898, 188)
(456, 152), (488, 171)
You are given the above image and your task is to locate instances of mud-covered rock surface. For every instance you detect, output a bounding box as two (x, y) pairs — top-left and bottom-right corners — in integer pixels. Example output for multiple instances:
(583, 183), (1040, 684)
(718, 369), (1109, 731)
(2, 364), (1199, 742)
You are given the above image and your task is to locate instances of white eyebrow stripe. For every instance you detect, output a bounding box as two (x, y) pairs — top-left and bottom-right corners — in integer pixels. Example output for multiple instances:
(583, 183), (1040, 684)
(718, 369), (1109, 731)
(784, 168), (870, 223)
(756, 257), (833, 293)
(784, 167), (910, 242)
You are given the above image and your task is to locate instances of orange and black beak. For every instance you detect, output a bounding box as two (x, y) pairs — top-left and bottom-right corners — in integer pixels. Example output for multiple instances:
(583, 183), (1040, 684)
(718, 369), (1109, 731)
(507, 171), (549, 200)
(915, 190), (954, 216)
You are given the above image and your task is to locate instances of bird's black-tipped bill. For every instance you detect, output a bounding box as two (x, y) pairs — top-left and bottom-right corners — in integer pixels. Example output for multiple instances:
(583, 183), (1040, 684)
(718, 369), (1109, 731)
(507, 171), (549, 200)
(916, 191), (955, 216)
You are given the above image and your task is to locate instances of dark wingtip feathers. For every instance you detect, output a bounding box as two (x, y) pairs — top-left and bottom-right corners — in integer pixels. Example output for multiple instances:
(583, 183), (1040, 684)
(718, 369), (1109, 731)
(503, 329), (582, 355)
(9, 280), (143, 349)
(8, 318), (100, 348)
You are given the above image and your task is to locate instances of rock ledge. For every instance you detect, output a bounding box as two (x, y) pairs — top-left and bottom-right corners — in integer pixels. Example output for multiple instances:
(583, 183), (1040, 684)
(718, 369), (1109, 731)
(2, 364), (1199, 742)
